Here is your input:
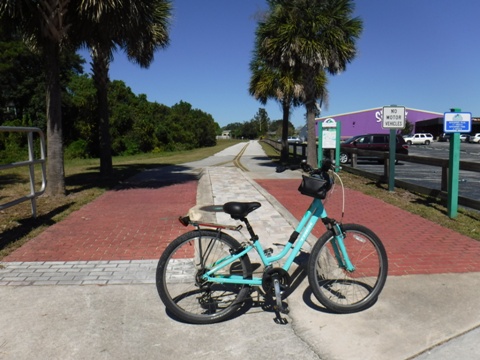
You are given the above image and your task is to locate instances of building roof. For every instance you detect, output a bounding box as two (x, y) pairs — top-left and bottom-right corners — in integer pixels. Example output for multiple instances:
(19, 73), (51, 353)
(316, 107), (443, 121)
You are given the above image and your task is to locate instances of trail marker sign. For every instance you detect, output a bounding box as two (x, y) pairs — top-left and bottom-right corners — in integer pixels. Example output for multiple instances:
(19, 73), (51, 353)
(444, 112), (471, 133)
(321, 118), (337, 149)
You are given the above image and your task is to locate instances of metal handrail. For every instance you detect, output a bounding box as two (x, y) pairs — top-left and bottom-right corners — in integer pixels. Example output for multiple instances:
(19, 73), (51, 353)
(0, 126), (47, 218)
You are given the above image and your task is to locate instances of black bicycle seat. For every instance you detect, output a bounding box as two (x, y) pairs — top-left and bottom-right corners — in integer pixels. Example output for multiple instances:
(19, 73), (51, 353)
(223, 201), (261, 220)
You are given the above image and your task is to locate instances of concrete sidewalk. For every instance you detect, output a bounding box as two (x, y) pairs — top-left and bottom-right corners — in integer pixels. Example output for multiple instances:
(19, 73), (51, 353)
(1, 140), (480, 359)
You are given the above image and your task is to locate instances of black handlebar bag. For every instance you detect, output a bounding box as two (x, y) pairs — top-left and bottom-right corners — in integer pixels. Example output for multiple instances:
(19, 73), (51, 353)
(298, 175), (328, 199)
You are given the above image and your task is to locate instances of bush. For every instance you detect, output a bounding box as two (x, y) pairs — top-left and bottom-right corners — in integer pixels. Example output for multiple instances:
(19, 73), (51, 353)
(65, 139), (89, 159)
(0, 145), (26, 164)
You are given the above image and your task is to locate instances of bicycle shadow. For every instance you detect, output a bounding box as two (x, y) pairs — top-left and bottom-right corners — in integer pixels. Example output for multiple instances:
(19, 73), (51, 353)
(284, 251), (344, 315)
(162, 250), (377, 325)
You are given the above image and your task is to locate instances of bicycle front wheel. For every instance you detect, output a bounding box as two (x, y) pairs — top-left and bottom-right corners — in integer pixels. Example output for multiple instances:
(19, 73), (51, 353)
(308, 224), (388, 313)
(156, 229), (252, 324)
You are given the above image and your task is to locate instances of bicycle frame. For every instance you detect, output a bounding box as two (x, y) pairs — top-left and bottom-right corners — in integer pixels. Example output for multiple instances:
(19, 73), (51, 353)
(202, 197), (355, 286)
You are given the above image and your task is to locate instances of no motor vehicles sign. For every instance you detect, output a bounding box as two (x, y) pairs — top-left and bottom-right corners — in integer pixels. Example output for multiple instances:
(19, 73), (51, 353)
(382, 106), (405, 129)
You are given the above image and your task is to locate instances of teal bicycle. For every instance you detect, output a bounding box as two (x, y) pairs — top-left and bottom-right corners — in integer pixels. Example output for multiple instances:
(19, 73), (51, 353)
(156, 160), (388, 324)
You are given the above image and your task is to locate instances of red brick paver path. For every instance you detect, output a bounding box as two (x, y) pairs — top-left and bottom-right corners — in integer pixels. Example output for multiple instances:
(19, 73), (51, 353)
(256, 179), (480, 276)
(3, 181), (197, 262)
(4, 175), (480, 277)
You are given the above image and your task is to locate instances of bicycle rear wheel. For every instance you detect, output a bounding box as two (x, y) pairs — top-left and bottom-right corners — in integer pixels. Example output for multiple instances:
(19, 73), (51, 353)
(308, 224), (388, 313)
(156, 229), (252, 324)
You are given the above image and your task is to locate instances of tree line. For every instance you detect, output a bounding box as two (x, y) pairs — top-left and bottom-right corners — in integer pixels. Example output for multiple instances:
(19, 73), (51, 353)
(0, 36), (220, 161)
(0, 30), (292, 161)
(1, 0), (362, 196)
(0, 33), (286, 162)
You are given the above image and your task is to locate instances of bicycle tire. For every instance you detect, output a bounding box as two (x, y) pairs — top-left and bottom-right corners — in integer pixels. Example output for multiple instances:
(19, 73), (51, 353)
(308, 224), (388, 313)
(156, 229), (252, 324)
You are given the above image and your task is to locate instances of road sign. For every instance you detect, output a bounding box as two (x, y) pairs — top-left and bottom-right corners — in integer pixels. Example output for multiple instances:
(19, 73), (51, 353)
(382, 106), (405, 129)
(444, 112), (471, 133)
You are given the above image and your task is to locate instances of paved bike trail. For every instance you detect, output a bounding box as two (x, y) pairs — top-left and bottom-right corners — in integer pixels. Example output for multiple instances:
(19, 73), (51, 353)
(1, 140), (480, 359)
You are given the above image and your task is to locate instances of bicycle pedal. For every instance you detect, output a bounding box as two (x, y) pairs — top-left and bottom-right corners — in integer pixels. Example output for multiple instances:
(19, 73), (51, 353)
(274, 315), (288, 325)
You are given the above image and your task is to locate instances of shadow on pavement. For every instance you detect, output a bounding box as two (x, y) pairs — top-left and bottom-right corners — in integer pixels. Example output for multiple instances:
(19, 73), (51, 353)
(117, 164), (200, 190)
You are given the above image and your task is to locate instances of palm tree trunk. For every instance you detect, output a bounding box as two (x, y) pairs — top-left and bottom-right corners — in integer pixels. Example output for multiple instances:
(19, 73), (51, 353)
(305, 101), (318, 167)
(44, 40), (65, 196)
(304, 68), (318, 167)
(91, 47), (113, 177)
(280, 100), (291, 162)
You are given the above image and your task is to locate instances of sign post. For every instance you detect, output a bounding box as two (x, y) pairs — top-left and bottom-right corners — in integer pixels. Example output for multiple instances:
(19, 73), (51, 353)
(444, 109), (472, 218)
(382, 106), (406, 191)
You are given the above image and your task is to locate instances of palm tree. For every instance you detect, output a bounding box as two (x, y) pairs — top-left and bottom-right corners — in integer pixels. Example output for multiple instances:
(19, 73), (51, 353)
(78, 0), (171, 177)
(249, 51), (328, 163)
(257, 0), (362, 166)
(249, 54), (302, 162)
(0, 0), (76, 196)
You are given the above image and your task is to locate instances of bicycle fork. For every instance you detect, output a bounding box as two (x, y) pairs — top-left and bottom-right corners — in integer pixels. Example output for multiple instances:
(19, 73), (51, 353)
(328, 222), (355, 272)
(301, 198), (355, 273)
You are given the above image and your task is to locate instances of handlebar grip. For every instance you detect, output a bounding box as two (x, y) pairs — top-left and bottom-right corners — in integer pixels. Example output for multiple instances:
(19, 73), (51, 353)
(320, 158), (333, 172)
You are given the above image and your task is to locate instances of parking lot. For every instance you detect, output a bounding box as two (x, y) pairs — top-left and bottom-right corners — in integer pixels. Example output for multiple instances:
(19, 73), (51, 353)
(353, 141), (480, 203)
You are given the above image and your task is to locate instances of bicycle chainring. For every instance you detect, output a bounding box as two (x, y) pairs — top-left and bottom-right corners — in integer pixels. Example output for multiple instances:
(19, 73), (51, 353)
(262, 267), (290, 295)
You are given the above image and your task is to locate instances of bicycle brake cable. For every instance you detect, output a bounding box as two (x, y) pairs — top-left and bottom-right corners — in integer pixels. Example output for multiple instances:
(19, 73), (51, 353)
(332, 171), (345, 221)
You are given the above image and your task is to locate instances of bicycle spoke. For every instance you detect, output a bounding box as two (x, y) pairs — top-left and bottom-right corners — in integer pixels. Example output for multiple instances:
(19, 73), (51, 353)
(308, 224), (388, 313)
(156, 230), (251, 324)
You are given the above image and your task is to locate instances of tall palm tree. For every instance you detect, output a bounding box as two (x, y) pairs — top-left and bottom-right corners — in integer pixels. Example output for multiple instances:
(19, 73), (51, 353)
(249, 54), (302, 162)
(0, 0), (76, 196)
(257, 0), (362, 166)
(78, 0), (171, 177)
(249, 50), (328, 163)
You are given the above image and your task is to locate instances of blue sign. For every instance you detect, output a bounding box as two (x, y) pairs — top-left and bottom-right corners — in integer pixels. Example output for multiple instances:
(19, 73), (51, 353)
(444, 112), (472, 133)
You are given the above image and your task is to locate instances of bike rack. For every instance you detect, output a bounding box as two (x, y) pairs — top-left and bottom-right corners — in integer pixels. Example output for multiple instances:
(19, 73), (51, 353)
(0, 126), (47, 218)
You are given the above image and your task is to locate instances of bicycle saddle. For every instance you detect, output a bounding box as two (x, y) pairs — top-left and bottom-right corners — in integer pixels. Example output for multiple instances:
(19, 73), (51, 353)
(223, 201), (261, 220)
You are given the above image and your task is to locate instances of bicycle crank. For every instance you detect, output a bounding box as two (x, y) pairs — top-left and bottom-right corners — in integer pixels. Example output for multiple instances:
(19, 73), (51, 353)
(262, 267), (290, 315)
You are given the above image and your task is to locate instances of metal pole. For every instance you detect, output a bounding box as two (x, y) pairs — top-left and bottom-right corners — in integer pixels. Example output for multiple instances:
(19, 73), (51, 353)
(447, 132), (460, 218)
(388, 129), (396, 192)
(335, 122), (341, 172)
(317, 124), (323, 168)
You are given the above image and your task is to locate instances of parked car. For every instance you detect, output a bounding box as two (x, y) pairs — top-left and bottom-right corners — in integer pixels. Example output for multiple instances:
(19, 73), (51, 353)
(340, 134), (409, 164)
(438, 133), (451, 142)
(403, 133), (434, 145)
(287, 136), (302, 144)
(439, 133), (473, 142)
(469, 133), (480, 143)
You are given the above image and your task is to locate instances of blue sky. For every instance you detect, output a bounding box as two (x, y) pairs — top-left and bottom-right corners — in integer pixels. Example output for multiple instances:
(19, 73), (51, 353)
(79, 0), (480, 128)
